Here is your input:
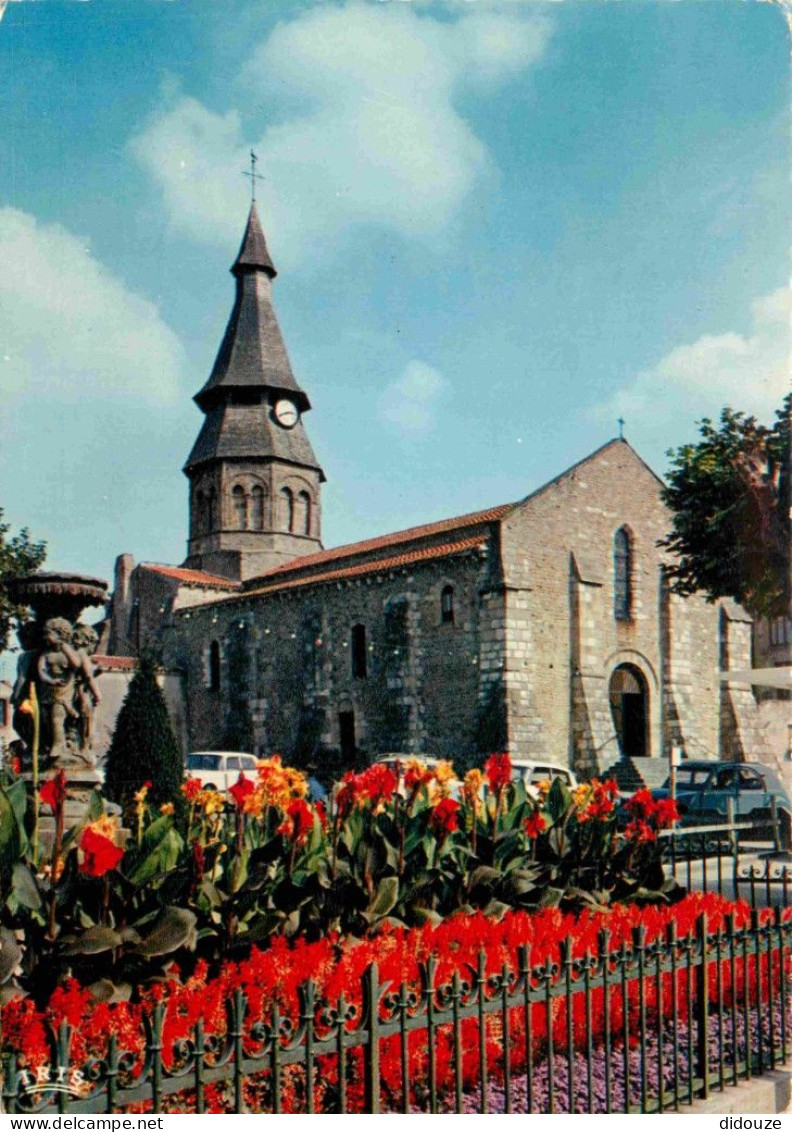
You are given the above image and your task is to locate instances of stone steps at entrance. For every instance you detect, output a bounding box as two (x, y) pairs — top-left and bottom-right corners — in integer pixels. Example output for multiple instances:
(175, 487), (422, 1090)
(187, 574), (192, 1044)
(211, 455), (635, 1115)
(597, 756), (671, 793)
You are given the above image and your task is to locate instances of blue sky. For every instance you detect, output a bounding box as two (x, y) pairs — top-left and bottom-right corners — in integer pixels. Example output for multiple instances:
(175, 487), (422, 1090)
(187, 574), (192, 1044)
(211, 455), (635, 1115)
(0, 0), (788, 603)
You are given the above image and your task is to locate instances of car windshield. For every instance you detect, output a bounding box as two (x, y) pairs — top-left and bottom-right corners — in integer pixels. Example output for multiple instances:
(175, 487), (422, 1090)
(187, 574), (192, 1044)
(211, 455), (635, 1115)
(187, 754), (221, 771)
(667, 766), (712, 791)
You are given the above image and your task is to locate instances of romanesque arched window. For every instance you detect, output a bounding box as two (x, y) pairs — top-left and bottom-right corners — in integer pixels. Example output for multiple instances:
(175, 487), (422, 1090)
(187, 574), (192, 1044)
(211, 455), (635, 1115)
(614, 527), (632, 622)
(281, 487), (295, 533)
(207, 487), (217, 531)
(209, 640), (221, 691)
(232, 485), (248, 531)
(441, 584), (455, 625)
(195, 490), (206, 535)
(250, 484), (265, 531)
(297, 491), (312, 536)
(351, 624), (367, 679)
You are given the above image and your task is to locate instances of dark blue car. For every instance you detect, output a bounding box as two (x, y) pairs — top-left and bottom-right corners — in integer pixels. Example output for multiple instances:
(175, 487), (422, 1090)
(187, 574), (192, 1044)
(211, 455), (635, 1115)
(653, 760), (792, 846)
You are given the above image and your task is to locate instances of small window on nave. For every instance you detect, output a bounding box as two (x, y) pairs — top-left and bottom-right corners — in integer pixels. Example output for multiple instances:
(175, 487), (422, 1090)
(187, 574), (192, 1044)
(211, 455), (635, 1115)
(209, 640), (221, 692)
(351, 623), (367, 679)
(441, 585), (455, 625)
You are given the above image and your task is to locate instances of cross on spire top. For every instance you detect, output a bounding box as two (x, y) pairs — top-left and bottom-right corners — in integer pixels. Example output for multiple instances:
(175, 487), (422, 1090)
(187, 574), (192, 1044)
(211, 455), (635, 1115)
(242, 149), (265, 203)
(617, 417), (626, 440)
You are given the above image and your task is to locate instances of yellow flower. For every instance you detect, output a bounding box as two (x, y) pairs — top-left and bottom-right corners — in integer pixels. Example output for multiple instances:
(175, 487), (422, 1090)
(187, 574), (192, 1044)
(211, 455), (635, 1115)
(197, 789), (225, 816)
(536, 779), (552, 797)
(432, 761), (456, 795)
(160, 802), (175, 816)
(87, 814), (121, 842)
(572, 783), (592, 809)
(254, 756), (308, 812)
(133, 784), (149, 804)
(18, 698), (35, 716)
(463, 768), (485, 812)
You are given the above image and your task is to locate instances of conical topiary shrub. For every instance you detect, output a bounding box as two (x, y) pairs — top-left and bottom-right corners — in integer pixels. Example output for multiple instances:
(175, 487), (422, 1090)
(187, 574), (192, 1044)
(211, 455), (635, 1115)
(103, 654), (183, 807)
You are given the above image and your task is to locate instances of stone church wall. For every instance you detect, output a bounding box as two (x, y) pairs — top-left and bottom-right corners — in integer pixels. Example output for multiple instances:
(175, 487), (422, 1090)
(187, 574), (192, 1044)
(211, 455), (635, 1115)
(164, 548), (503, 773)
(497, 442), (724, 776)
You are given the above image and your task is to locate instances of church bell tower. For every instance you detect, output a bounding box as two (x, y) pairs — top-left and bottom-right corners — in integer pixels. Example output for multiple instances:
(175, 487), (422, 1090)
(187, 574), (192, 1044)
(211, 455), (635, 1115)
(183, 202), (325, 582)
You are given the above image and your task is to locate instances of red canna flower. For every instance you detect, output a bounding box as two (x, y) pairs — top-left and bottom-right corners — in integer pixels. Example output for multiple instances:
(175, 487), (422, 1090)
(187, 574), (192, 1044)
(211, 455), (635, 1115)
(624, 818), (656, 843)
(278, 798), (315, 845)
(182, 776), (203, 803)
(429, 797), (461, 839)
(524, 811), (546, 839)
(334, 772), (358, 821)
(10, 755), (21, 775)
(484, 753), (512, 793)
(578, 778), (619, 823)
(39, 769), (68, 814)
(78, 826), (124, 877)
(335, 765), (398, 817)
(314, 799), (328, 831)
(357, 764), (398, 807)
(653, 796), (680, 829)
(228, 772), (256, 810)
(625, 788), (655, 818)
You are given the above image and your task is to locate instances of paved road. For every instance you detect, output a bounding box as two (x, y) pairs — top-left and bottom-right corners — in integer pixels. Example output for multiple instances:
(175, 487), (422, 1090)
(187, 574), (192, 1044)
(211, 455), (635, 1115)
(669, 847), (792, 908)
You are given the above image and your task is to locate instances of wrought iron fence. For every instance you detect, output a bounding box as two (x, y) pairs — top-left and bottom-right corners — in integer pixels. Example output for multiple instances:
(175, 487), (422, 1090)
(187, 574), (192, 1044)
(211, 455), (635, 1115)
(2, 908), (790, 1115)
(664, 803), (792, 907)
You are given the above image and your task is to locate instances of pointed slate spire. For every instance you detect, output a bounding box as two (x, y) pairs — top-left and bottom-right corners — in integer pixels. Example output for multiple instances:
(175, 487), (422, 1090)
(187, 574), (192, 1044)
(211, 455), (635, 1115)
(192, 204), (310, 416)
(232, 202), (277, 278)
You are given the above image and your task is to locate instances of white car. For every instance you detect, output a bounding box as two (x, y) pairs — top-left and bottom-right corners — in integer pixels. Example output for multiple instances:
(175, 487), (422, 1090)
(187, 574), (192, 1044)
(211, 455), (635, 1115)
(509, 759), (578, 792)
(185, 751), (258, 792)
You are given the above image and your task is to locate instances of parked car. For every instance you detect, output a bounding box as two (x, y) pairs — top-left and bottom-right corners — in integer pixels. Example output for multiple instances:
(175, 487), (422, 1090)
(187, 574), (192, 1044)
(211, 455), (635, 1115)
(185, 751), (258, 792)
(509, 759), (578, 792)
(652, 760), (792, 846)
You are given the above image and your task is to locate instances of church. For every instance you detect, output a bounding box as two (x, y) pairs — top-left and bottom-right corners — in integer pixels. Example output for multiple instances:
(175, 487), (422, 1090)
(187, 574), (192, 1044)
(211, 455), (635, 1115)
(105, 204), (772, 784)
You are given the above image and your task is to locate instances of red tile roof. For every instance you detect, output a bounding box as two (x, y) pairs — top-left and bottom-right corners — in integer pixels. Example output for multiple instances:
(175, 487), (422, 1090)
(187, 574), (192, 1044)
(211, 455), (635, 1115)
(140, 564), (240, 590)
(244, 502), (512, 588)
(241, 536), (487, 599)
(92, 655), (138, 671)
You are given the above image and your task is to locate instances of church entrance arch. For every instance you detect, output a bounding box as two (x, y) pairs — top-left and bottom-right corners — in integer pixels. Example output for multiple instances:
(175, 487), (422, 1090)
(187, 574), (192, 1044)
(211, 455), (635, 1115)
(609, 663), (649, 758)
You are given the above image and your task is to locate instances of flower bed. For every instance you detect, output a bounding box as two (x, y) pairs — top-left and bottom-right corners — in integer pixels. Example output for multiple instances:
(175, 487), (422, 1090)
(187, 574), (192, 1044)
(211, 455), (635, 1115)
(0, 753), (683, 1007)
(3, 892), (783, 1114)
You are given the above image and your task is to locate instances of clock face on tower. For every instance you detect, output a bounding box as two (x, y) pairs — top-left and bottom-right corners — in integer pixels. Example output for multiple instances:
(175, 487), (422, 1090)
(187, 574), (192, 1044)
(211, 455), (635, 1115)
(274, 399), (299, 429)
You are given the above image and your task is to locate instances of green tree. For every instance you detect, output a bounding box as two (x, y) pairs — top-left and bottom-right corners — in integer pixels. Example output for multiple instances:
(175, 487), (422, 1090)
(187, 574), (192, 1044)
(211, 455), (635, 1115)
(0, 508), (46, 653)
(103, 654), (183, 807)
(660, 395), (791, 618)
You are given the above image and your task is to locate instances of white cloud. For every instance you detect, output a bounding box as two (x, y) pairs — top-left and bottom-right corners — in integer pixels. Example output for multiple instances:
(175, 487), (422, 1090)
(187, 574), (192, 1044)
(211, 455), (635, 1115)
(378, 359), (448, 432)
(0, 208), (185, 406)
(594, 286), (790, 439)
(130, 2), (552, 269)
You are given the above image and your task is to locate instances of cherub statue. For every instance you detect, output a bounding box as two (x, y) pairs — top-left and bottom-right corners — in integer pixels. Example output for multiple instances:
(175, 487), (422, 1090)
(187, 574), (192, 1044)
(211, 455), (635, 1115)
(36, 618), (81, 765)
(71, 623), (101, 756)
